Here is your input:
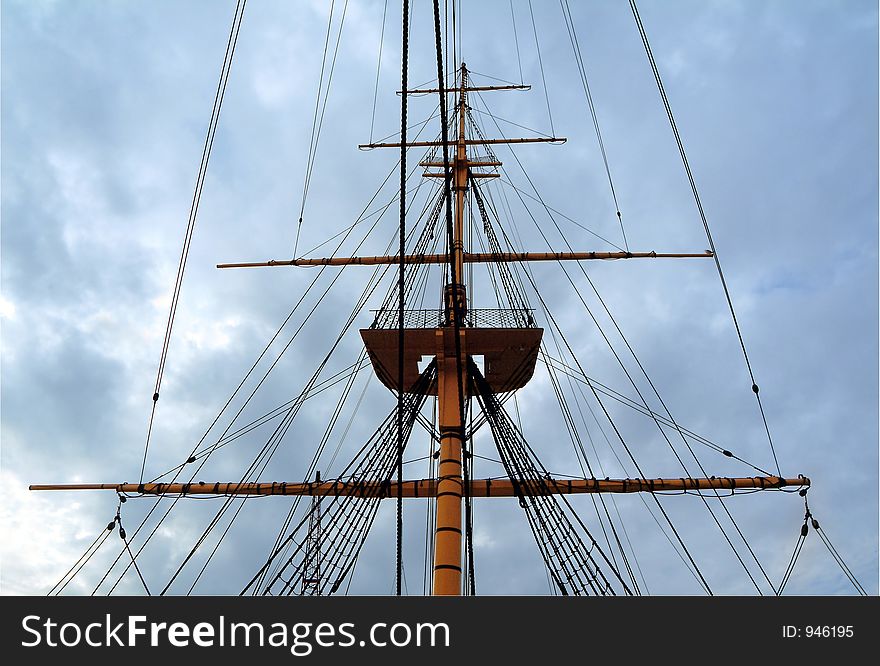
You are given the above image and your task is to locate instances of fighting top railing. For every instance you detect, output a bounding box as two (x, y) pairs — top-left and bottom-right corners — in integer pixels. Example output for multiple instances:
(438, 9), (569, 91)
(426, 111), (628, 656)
(370, 307), (536, 330)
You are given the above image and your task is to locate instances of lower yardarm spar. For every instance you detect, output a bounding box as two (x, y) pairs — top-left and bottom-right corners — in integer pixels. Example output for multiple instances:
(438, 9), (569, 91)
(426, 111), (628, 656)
(30, 476), (809, 498)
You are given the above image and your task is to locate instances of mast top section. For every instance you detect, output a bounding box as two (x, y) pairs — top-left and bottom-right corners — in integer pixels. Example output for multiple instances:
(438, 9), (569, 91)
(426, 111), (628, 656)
(365, 62), (563, 150)
(400, 62), (530, 95)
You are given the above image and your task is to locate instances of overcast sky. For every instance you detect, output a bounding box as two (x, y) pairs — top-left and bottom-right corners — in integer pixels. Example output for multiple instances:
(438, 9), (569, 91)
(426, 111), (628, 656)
(2, 0), (877, 597)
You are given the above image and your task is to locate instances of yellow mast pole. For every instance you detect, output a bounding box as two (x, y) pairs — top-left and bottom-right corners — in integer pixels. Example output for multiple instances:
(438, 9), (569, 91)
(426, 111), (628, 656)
(432, 64), (472, 596)
(433, 343), (465, 595)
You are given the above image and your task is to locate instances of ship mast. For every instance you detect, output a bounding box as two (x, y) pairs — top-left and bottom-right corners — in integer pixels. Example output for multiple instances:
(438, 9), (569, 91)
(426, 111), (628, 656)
(433, 62), (477, 596)
(31, 63), (809, 597)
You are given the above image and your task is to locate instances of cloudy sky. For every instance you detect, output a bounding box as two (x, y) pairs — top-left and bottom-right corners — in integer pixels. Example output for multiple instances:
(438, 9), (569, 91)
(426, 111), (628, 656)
(2, 0), (877, 597)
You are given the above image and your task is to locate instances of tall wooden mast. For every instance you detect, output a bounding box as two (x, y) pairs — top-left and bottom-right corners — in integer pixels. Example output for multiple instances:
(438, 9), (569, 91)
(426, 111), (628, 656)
(432, 63), (469, 596)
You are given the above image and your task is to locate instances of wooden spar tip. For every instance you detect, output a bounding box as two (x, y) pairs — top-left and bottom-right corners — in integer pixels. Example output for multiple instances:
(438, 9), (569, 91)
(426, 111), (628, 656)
(358, 136), (566, 150)
(29, 475), (811, 497)
(216, 249), (715, 269)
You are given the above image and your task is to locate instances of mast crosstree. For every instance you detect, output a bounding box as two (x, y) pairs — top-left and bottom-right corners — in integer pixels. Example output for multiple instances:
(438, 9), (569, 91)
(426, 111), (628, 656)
(31, 64), (809, 596)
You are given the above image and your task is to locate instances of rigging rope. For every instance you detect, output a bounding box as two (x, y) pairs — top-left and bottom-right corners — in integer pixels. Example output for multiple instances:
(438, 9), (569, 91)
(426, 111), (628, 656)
(423, 398), (438, 594)
(95, 116), (438, 595)
(778, 493), (868, 596)
(87, 65), (441, 597)
(463, 179), (646, 592)
(551, 239), (776, 591)
(396, 0), (410, 599)
(49, 521), (114, 596)
(294, 0), (350, 257)
(163, 236), (399, 595)
(778, 499), (810, 595)
(468, 92), (623, 250)
(115, 501), (151, 595)
(470, 359), (631, 596)
(542, 356), (774, 475)
(527, 0), (555, 136)
(471, 29), (779, 597)
(628, 0), (781, 476)
(254, 192), (435, 592)
(559, 0), (629, 251)
(538, 339), (642, 594)
(509, 0), (524, 85)
(480, 99), (775, 592)
(369, 0), (389, 143)
(241, 364), (437, 596)
(102, 204), (398, 595)
(257, 147), (439, 594)
(469, 107), (553, 138)
(560, 243), (777, 591)
(552, 347), (698, 591)
(813, 525), (867, 595)
(140, 0), (246, 485)
(519, 266), (714, 594)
